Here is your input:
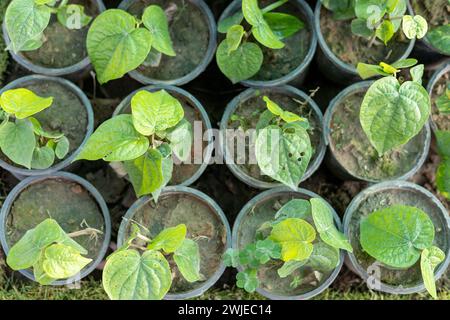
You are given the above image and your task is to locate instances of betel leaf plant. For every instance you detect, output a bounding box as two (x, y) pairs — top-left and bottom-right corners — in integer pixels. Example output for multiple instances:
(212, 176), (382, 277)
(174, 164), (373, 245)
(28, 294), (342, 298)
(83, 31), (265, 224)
(103, 223), (202, 300)
(360, 205), (446, 299)
(5, 0), (92, 53)
(224, 198), (352, 293)
(436, 130), (450, 201)
(321, 0), (428, 45)
(250, 96), (312, 189)
(6, 219), (101, 285)
(75, 89), (192, 198)
(0, 88), (70, 169)
(356, 58), (430, 155)
(86, 5), (175, 84)
(216, 0), (304, 83)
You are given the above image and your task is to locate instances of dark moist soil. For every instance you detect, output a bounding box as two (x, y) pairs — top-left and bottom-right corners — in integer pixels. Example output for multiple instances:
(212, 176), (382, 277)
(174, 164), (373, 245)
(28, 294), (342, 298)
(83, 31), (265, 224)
(329, 89), (427, 181)
(0, 80), (88, 168)
(123, 192), (227, 294)
(118, 91), (205, 185)
(250, 0), (311, 82)
(227, 90), (322, 184)
(430, 70), (450, 131)
(347, 186), (448, 288)
(127, 0), (210, 81)
(236, 191), (335, 296)
(6, 178), (106, 264)
(412, 0), (450, 34)
(320, 6), (410, 67)
(22, 0), (100, 68)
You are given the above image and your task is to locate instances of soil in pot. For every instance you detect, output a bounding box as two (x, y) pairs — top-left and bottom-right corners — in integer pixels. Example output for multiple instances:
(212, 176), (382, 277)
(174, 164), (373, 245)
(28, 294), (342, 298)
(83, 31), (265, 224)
(126, 0), (210, 81)
(346, 186), (448, 288)
(21, 0), (101, 69)
(122, 193), (227, 294)
(0, 80), (89, 166)
(247, 0), (312, 82)
(328, 88), (427, 181)
(237, 192), (337, 296)
(411, 0), (449, 47)
(319, 6), (410, 67)
(226, 89), (322, 184)
(430, 70), (450, 131)
(5, 178), (106, 262)
(119, 91), (206, 185)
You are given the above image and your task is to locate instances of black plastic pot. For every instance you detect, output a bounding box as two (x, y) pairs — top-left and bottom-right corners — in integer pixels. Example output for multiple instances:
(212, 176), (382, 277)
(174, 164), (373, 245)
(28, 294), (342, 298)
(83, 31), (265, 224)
(0, 172), (111, 286)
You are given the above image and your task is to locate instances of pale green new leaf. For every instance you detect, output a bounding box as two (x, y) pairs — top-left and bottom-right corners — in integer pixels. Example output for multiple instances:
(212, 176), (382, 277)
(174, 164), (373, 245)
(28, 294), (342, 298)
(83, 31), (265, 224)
(0, 119), (36, 169)
(131, 90), (184, 136)
(33, 252), (56, 285)
(376, 20), (395, 45)
(225, 25), (245, 53)
(311, 198), (352, 252)
(410, 64), (424, 85)
(421, 246), (445, 299)
(87, 9), (153, 84)
(263, 12), (304, 39)
(360, 205), (435, 268)
(174, 239), (202, 283)
(31, 145), (55, 169)
(142, 5), (175, 57)
(55, 136), (70, 159)
(0, 88), (53, 119)
(75, 114), (149, 162)
(402, 15), (428, 40)
(166, 118), (192, 161)
(57, 4), (92, 30)
(269, 218), (316, 262)
(28, 117), (63, 139)
(102, 249), (171, 300)
(356, 63), (391, 79)
(42, 243), (92, 279)
(360, 77), (430, 155)
(5, 0), (51, 52)
(147, 224), (187, 254)
(307, 242), (340, 272)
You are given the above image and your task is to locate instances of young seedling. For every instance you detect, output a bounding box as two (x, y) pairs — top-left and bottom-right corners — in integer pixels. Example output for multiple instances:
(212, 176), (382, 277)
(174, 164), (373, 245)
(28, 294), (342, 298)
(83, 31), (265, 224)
(5, 0), (92, 53)
(435, 130), (450, 201)
(75, 89), (192, 199)
(0, 88), (70, 169)
(6, 218), (101, 285)
(223, 198), (352, 293)
(321, 0), (428, 45)
(216, 0), (304, 83)
(360, 205), (446, 299)
(356, 59), (430, 155)
(103, 223), (202, 300)
(251, 96), (312, 189)
(86, 5), (175, 84)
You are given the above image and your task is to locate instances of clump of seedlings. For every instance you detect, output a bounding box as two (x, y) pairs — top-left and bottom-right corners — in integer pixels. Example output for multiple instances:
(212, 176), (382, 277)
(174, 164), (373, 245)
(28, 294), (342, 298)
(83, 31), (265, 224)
(103, 223), (202, 300)
(0, 88), (70, 169)
(321, 0), (428, 45)
(243, 95), (313, 189)
(356, 58), (430, 155)
(216, 0), (305, 83)
(360, 205), (446, 298)
(6, 219), (101, 285)
(5, 0), (92, 53)
(224, 198), (352, 293)
(86, 5), (175, 84)
(75, 89), (192, 198)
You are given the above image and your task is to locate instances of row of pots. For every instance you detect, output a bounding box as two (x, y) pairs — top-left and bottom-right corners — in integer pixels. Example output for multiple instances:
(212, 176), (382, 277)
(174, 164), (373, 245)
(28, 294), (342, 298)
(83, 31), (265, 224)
(1, 60), (448, 184)
(4, 0), (447, 87)
(1, 173), (448, 299)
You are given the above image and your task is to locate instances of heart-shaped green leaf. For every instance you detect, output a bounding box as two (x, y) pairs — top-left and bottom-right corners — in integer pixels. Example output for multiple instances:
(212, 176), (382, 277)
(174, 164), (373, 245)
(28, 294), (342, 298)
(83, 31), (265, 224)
(31, 145), (55, 169)
(87, 9), (153, 84)
(142, 5), (175, 57)
(147, 224), (186, 254)
(360, 76), (430, 155)
(42, 243), (92, 279)
(0, 119), (36, 169)
(166, 118), (192, 162)
(269, 218), (316, 262)
(102, 249), (172, 300)
(360, 205), (435, 268)
(0, 88), (53, 119)
(173, 239), (202, 283)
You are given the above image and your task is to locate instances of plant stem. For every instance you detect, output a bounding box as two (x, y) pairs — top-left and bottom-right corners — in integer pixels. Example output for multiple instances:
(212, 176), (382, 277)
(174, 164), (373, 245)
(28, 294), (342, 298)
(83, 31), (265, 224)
(68, 228), (103, 238)
(261, 0), (288, 14)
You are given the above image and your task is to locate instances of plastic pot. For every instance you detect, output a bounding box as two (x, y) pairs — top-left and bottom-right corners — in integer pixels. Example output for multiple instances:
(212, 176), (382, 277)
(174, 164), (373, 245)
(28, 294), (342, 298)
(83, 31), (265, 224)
(119, 0), (217, 86)
(323, 81), (431, 182)
(117, 186), (231, 300)
(220, 85), (326, 189)
(0, 172), (112, 286)
(427, 61), (450, 133)
(343, 181), (450, 295)
(232, 187), (345, 300)
(218, 0), (317, 88)
(314, 1), (416, 85)
(2, 0), (106, 79)
(0, 75), (94, 179)
(113, 84), (213, 187)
